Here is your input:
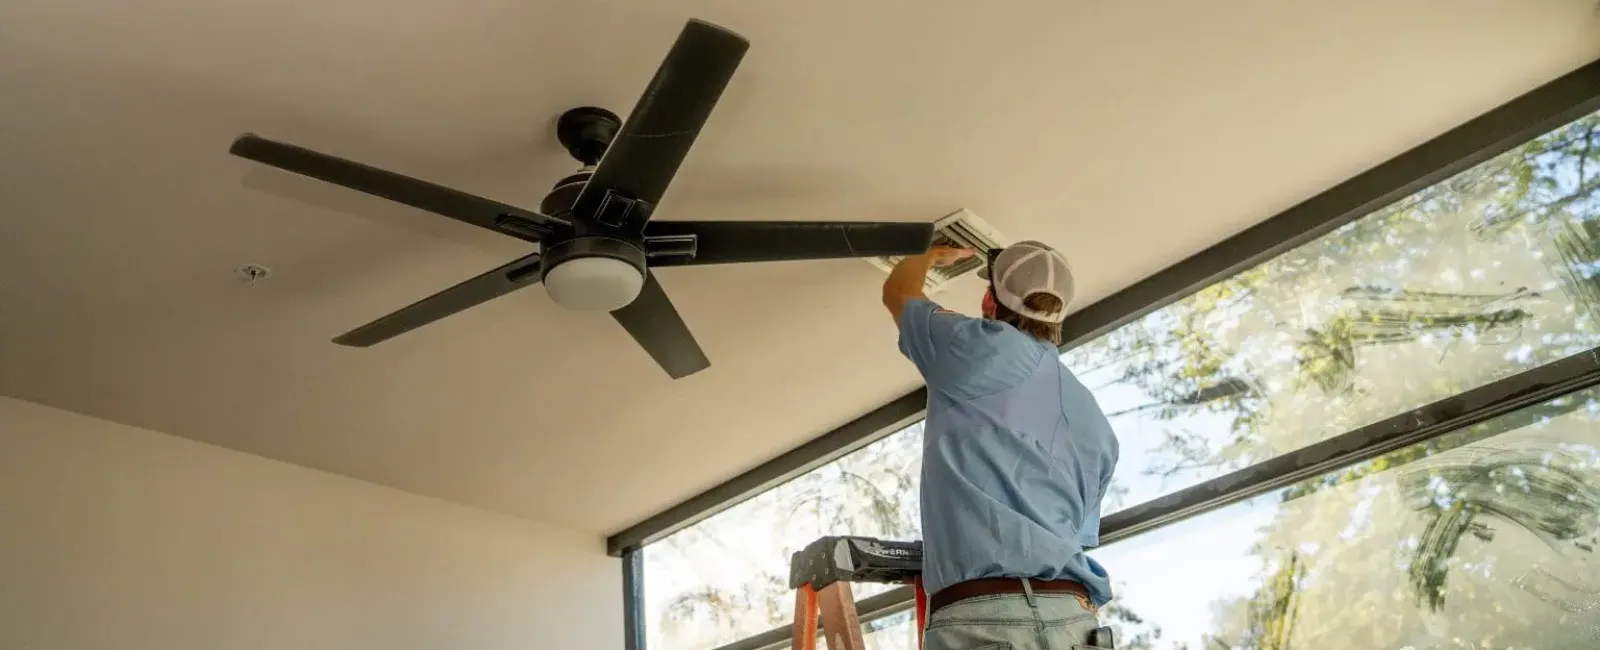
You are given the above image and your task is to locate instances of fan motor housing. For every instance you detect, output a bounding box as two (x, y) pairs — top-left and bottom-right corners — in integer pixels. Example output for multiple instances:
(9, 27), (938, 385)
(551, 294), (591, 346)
(541, 234), (647, 273)
(538, 156), (648, 277)
(541, 170), (592, 217)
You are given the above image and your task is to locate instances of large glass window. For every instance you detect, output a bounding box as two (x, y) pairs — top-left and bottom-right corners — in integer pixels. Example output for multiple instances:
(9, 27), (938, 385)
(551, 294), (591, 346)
(832, 390), (1600, 650)
(643, 424), (924, 650)
(643, 110), (1600, 650)
(1073, 111), (1600, 510)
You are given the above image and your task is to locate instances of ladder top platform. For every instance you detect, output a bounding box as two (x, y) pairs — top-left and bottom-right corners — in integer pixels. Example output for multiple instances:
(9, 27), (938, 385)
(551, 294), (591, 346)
(788, 535), (922, 590)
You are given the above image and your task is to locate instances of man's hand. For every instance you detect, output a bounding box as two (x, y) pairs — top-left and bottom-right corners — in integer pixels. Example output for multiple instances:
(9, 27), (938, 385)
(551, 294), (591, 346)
(883, 246), (974, 328)
(926, 245), (975, 268)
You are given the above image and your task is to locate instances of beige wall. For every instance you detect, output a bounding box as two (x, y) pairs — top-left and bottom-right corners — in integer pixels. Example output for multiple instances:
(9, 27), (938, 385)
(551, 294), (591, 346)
(0, 397), (620, 650)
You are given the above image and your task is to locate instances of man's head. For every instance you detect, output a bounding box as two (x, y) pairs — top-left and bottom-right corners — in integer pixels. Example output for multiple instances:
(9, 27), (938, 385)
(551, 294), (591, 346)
(977, 240), (1075, 345)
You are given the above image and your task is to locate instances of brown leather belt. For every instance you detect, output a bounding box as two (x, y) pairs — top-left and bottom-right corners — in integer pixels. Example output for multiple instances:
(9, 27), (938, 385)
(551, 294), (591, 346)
(927, 578), (1093, 617)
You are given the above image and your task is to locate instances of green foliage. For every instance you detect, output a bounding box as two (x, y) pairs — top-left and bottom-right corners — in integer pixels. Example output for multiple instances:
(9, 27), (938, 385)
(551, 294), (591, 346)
(1093, 112), (1600, 483)
(1243, 552), (1306, 650)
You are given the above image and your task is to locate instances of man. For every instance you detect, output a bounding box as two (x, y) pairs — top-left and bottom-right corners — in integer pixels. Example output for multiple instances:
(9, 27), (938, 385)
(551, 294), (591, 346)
(882, 241), (1120, 650)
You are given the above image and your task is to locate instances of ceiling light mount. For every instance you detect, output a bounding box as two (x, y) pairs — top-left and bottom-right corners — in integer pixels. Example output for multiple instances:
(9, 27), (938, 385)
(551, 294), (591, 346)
(235, 263), (272, 284)
(556, 106), (622, 167)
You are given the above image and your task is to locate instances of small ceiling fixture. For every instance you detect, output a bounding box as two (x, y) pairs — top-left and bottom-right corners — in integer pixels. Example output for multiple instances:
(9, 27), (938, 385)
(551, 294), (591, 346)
(235, 264), (272, 283)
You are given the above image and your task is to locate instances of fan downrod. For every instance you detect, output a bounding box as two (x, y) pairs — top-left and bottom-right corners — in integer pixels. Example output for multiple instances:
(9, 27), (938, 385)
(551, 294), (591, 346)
(556, 106), (621, 166)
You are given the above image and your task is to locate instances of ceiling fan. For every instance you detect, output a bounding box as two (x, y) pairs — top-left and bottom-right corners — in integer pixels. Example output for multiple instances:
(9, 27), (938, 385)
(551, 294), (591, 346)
(229, 18), (935, 379)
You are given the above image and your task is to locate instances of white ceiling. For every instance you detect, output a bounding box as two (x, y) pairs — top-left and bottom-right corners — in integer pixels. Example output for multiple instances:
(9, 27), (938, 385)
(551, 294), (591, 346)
(2, 0), (1597, 536)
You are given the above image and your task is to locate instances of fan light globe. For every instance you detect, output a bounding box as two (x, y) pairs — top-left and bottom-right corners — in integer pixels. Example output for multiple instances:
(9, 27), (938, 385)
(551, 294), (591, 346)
(544, 256), (645, 312)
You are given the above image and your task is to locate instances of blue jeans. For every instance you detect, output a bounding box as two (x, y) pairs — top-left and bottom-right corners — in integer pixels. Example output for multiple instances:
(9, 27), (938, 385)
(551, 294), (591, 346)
(923, 580), (1107, 650)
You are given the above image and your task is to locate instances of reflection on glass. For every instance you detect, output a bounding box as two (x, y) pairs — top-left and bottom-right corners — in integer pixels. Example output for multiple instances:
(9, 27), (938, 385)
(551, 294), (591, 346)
(1093, 387), (1600, 649)
(644, 424), (924, 650)
(1068, 112), (1600, 511)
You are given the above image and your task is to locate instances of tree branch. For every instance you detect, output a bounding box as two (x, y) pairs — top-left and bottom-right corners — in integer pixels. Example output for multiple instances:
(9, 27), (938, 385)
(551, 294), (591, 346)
(1578, 126), (1595, 187)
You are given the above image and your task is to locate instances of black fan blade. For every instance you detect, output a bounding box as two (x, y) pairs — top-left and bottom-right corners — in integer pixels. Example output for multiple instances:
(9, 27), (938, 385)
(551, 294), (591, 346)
(643, 221), (936, 267)
(334, 254), (545, 347)
(571, 20), (749, 226)
(230, 134), (556, 242)
(609, 272), (710, 378)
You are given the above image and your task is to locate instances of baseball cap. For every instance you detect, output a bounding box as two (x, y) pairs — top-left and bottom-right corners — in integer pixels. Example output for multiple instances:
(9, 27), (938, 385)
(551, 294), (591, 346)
(977, 240), (1075, 323)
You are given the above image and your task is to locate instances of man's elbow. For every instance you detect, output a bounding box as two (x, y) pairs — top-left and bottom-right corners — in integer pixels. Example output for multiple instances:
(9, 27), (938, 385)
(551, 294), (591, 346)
(881, 291), (903, 324)
(881, 287), (922, 320)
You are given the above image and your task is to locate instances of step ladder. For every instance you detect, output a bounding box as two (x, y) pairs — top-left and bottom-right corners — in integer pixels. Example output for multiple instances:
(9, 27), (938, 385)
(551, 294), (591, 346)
(787, 536), (927, 650)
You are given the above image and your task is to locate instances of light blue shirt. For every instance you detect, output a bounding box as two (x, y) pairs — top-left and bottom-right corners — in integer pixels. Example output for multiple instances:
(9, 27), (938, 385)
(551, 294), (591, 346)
(897, 298), (1119, 605)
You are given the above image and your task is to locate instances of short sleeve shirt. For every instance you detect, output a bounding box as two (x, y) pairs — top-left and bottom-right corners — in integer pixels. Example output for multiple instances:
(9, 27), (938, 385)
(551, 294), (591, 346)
(897, 298), (1119, 604)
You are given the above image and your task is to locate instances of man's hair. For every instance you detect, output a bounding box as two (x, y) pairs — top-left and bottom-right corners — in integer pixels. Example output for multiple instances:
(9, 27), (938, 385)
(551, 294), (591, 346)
(993, 291), (1065, 345)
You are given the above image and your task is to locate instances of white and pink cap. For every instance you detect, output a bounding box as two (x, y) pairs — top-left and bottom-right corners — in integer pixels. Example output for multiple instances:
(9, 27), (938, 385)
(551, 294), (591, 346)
(978, 240), (1075, 323)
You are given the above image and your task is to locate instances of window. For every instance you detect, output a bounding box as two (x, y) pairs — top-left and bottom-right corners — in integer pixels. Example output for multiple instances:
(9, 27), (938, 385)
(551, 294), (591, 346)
(641, 103), (1600, 650)
(837, 390), (1600, 650)
(855, 609), (918, 650)
(1090, 386), (1600, 649)
(1073, 111), (1600, 511)
(644, 423), (924, 650)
